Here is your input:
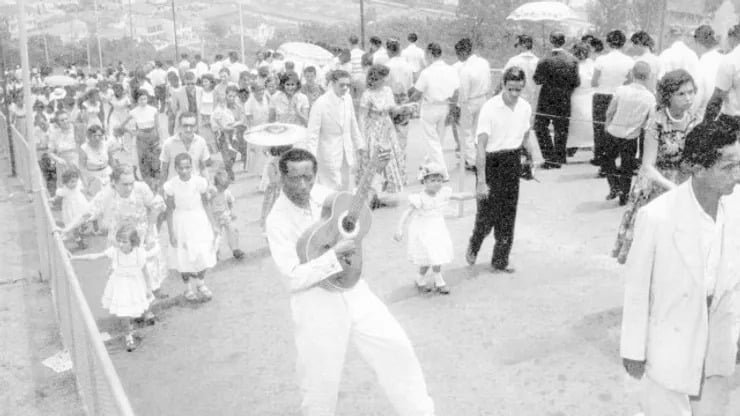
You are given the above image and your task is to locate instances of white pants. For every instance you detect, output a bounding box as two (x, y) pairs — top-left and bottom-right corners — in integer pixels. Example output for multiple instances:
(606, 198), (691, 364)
(291, 280), (435, 416)
(419, 103), (450, 180)
(458, 101), (484, 166)
(640, 374), (729, 416)
(317, 152), (352, 192)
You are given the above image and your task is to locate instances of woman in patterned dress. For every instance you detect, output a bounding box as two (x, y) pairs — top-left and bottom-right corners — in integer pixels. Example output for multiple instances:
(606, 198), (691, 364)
(269, 71), (309, 126)
(612, 70), (700, 264)
(358, 65), (405, 208)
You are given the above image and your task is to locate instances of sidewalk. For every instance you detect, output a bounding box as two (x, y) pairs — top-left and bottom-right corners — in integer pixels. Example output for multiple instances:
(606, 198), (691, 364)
(0, 165), (83, 416)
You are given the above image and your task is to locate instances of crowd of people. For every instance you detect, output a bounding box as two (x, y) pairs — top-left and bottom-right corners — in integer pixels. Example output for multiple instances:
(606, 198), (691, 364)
(3, 20), (740, 415)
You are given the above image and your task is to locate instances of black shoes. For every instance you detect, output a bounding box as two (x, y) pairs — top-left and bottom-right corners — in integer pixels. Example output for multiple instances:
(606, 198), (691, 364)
(606, 190), (619, 200)
(465, 246), (477, 266)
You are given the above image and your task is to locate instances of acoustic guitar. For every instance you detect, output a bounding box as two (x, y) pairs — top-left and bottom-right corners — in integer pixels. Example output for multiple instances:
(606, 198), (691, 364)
(295, 149), (391, 291)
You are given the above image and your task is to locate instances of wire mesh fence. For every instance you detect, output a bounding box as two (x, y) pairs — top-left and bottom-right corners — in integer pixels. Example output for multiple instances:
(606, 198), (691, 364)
(1, 113), (136, 416)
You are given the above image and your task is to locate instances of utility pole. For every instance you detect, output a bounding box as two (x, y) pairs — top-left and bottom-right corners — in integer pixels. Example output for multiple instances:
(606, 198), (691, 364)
(238, 1), (245, 64)
(657, 0), (668, 52)
(128, 0), (134, 39)
(42, 34), (49, 66)
(0, 19), (15, 176)
(94, 0), (103, 72)
(360, 0), (365, 49)
(171, 0), (179, 62)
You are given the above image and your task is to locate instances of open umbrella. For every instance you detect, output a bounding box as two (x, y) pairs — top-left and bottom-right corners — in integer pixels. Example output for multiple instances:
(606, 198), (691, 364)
(276, 42), (335, 70)
(506, 1), (580, 22)
(243, 123), (308, 147)
(44, 75), (77, 87)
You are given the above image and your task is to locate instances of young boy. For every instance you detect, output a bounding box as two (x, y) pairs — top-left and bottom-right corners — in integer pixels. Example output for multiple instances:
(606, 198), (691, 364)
(603, 61), (656, 205)
(210, 170), (245, 260)
(300, 66), (325, 109)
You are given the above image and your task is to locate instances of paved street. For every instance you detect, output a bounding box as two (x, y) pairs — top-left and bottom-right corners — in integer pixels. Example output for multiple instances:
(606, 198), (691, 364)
(67, 120), (740, 415)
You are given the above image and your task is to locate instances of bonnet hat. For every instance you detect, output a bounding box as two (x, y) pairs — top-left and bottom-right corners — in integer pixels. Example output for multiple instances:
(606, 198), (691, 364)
(417, 161), (446, 182)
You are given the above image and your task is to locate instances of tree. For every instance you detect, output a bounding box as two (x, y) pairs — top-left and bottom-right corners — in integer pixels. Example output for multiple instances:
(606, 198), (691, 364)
(586, 0), (665, 36)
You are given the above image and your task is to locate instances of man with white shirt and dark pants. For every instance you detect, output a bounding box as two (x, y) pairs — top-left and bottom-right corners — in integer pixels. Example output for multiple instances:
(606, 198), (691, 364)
(455, 38), (492, 170)
(692, 25), (723, 120)
(704, 24), (740, 131)
(265, 148), (436, 416)
(466, 67), (534, 273)
(402, 33), (426, 81)
(602, 62), (656, 205)
(410, 43), (459, 180)
(591, 30), (634, 172)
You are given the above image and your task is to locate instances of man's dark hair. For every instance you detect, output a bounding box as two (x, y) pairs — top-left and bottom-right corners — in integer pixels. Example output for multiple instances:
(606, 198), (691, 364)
(729, 24), (740, 39)
(549, 31), (566, 48)
(454, 38), (473, 55)
(683, 120), (739, 168)
(630, 30), (654, 49)
(571, 42), (590, 61)
(369, 36), (382, 46)
(606, 30), (626, 48)
(328, 69), (351, 82)
(278, 148), (318, 175)
(407, 33), (418, 43)
(515, 34), (533, 50)
(694, 25), (718, 48)
(590, 38), (604, 53)
(349, 34), (359, 45)
(426, 42), (442, 58)
(180, 53), (188, 59)
(502, 66), (526, 84)
(386, 38), (401, 55)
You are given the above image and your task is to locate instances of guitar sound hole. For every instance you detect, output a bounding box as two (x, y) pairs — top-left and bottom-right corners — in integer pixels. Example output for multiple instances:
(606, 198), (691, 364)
(341, 217), (356, 233)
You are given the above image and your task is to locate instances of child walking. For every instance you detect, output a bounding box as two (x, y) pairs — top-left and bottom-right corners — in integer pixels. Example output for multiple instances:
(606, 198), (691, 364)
(164, 152), (219, 302)
(210, 170), (245, 260)
(50, 169), (91, 250)
(394, 162), (453, 295)
(69, 225), (159, 351)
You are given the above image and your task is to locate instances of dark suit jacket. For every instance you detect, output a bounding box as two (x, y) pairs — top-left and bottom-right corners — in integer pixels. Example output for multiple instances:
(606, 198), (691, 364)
(533, 49), (580, 116)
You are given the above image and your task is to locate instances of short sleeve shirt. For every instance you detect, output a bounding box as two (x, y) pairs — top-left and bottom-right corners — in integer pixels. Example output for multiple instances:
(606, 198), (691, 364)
(159, 135), (210, 181)
(715, 45), (740, 116)
(593, 50), (634, 94)
(414, 61), (460, 104)
(129, 105), (158, 129)
(476, 94), (532, 152)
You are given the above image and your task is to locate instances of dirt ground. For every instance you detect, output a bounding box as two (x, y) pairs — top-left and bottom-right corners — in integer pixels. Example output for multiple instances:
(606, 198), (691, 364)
(5, 120), (740, 415)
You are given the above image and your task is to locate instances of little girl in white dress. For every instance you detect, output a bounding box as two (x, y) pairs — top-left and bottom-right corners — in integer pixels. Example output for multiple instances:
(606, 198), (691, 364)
(164, 152), (218, 302)
(394, 162), (453, 295)
(70, 225), (160, 351)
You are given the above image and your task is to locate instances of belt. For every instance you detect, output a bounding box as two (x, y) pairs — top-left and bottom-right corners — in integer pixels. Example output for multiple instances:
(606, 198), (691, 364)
(86, 165), (108, 172)
(486, 148), (522, 156)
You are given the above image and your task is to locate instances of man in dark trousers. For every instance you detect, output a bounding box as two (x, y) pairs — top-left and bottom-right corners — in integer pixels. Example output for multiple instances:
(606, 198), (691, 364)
(465, 67), (535, 273)
(533, 31), (580, 169)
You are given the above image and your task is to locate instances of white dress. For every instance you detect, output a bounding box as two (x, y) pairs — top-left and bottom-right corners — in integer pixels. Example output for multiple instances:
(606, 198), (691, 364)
(164, 175), (217, 273)
(568, 59), (595, 149)
(80, 141), (112, 196)
(56, 182), (90, 226)
(101, 247), (153, 318)
(406, 186), (453, 266)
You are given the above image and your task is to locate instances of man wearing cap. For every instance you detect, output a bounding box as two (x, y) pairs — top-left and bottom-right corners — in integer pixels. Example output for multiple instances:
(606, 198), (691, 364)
(504, 34), (540, 110)
(455, 38), (492, 170)
(466, 66), (534, 273)
(693, 25), (723, 120)
(704, 24), (740, 130)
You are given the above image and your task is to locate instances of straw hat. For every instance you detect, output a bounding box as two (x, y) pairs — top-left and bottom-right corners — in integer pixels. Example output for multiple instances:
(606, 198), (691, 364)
(50, 87), (66, 101)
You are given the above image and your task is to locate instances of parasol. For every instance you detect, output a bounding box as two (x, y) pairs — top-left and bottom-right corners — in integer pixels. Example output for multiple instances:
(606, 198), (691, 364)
(44, 75), (77, 87)
(276, 42), (335, 70)
(243, 123), (308, 147)
(506, 1), (580, 22)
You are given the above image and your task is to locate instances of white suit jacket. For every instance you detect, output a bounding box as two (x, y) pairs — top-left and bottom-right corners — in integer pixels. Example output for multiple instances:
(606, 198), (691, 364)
(306, 91), (364, 169)
(620, 180), (740, 395)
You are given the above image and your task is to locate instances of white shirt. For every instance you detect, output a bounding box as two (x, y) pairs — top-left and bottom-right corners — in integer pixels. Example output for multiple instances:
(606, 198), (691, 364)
(658, 41), (699, 81)
(147, 68), (168, 87)
(458, 54), (492, 109)
(372, 48), (389, 66)
(504, 51), (539, 93)
(401, 43), (427, 74)
(265, 184), (344, 293)
(194, 61), (210, 79)
(414, 60), (460, 104)
(129, 105), (158, 129)
(693, 49), (724, 118)
(228, 62), (249, 83)
(688, 180), (724, 297)
(606, 83), (656, 139)
(714, 44), (740, 116)
(385, 56), (414, 95)
(210, 61), (224, 77)
(350, 47), (364, 77)
(593, 49), (634, 94)
(475, 94), (532, 152)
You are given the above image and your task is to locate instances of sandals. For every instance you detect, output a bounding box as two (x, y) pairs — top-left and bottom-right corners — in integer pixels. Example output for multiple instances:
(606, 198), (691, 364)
(197, 285), (213, 301)
(124, 333), (138, 352)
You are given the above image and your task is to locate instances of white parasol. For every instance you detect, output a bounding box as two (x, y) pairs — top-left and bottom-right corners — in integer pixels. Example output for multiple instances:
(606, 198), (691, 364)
(276, 42), (335, 70)
(243, 123), (308, 147)
(506, 1), (580, 22)
(44, 75), (77, 87)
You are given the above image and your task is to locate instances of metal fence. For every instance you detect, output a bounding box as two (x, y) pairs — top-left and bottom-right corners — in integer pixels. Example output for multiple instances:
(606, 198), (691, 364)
(1, 113), (136, 416)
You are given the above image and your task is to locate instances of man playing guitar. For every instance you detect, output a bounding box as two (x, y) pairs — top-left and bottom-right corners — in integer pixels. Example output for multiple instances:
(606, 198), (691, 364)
(265, 148), (436, 416)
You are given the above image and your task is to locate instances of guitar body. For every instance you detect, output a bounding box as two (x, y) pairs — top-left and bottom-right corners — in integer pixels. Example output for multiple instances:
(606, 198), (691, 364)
(296, 191), (373, 290)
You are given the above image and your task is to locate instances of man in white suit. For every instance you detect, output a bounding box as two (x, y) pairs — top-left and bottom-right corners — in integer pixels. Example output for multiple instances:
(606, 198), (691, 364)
(306, 69), (365, 191)
(620, 120), (740, 415)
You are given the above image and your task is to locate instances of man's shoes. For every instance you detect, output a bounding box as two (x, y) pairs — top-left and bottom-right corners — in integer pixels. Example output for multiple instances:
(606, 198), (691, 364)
(597, 168), (607, 178)
(232, 249), (245, 260)
(618, 194), (629, 206)
(606, 190), (619, 200)
(415, 282), (432, 294)
(589, 158), (601, 167)
(492, 265), (515, 274)
(464, 162), (477, 173)
(465, 246), (477, 266)
(434, 285), (450, 295)
(539, 162), (555, 170)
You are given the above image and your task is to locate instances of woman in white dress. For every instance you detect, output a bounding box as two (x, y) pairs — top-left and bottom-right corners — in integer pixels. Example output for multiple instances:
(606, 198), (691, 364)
(164, 153), (218, 302)
(79, 125), (112, 197)
(567, 42), (596, 152)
